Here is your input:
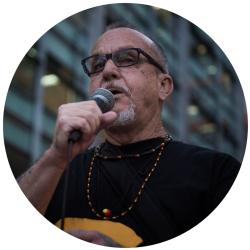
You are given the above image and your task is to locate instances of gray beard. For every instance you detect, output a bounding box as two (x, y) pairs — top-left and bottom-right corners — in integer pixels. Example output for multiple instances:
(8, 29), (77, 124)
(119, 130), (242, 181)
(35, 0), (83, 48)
(111, 103), (136, 127)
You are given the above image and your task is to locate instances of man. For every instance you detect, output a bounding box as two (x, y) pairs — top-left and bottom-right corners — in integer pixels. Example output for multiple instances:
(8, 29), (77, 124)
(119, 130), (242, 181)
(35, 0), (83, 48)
(18, 25), (240, 247)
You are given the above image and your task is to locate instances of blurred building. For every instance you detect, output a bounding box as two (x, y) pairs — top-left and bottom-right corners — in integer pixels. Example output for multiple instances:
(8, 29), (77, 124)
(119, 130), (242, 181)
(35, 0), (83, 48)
(4, 4), (247, 177)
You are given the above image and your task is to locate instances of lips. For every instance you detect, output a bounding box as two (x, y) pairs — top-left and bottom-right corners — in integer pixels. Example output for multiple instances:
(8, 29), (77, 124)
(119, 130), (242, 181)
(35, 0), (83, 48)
(108, 87), (127, 96)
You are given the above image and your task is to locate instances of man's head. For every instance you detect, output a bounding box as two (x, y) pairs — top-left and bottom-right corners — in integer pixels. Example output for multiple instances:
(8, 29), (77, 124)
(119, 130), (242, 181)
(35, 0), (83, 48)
(84, 25), (173, 130)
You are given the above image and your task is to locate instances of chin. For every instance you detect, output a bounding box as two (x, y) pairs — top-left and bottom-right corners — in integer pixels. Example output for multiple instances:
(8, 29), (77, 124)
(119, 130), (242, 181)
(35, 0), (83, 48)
(111, 104), (136, 127)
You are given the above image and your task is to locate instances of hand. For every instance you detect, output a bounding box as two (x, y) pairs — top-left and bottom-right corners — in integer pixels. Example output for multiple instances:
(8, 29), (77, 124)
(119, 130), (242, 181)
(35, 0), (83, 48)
(67, 229), (122, 247)
(50, 100), (117, 167)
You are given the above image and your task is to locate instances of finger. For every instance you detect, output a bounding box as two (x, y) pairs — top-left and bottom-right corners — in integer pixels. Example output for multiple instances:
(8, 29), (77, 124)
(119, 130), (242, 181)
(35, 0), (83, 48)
(58, 105), (102, 134)
(58, 101), (102, 118)
(82, 110), (101, 134)
(57, 109), (102, 135)
(100, 111), (118, 129)
(55, 119), (93, 150)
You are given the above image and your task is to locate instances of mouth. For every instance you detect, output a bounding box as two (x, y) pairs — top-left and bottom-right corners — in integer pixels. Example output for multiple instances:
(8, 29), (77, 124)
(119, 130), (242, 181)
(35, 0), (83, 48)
(108, 88), (126, 96)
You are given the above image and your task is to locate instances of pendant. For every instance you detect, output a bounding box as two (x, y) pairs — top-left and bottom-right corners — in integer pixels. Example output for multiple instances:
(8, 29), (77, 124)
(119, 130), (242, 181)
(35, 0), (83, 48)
(102, 208), (112, 217)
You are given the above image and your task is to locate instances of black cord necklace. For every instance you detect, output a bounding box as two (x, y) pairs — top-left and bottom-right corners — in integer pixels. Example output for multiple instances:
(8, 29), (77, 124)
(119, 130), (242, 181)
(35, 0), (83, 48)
(86, 135), (172, 220)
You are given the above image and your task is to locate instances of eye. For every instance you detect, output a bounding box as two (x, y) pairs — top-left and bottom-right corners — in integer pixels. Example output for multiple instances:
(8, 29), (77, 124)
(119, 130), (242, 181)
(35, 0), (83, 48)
(115, 50), (138, 66)
(90, 56), (106, 72)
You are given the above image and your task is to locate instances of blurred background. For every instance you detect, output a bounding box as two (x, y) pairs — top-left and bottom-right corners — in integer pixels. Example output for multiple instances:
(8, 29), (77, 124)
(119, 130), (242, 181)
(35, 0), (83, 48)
(3, 3), (247, 178)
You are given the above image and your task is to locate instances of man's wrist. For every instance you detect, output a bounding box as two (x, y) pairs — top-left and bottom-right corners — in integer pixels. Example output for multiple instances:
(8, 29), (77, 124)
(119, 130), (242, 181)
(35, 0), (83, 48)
(45, 146), (68, 171)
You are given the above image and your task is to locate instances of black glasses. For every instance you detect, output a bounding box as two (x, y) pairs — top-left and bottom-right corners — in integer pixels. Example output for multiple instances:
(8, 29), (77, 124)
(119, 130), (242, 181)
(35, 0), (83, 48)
(81, 48), (166, 76)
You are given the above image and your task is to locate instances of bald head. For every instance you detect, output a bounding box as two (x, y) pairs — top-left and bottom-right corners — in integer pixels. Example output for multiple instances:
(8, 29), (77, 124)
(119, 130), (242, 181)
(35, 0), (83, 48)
(92, 27), (168, 73)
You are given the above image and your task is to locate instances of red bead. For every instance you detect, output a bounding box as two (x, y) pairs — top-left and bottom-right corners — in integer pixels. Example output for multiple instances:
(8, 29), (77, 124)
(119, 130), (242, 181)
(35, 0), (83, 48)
(102, 208), (112, 217)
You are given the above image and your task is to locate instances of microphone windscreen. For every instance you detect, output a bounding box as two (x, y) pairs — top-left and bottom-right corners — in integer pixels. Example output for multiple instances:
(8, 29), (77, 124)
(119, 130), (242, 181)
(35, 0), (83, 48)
(90, 88), (114, 113)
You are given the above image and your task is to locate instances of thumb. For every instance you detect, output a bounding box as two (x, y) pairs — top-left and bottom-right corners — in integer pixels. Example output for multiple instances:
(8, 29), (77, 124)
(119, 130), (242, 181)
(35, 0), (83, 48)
(100, 111), (117, 128)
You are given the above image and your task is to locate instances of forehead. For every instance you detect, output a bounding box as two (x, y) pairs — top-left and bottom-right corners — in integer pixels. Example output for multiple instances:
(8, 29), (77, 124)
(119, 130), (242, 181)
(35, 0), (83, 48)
(92, 28), (154, 54)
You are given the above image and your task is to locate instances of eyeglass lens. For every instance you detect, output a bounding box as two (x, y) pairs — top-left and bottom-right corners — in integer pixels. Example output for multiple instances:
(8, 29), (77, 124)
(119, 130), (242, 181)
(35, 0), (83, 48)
(86, 49), (139, 74)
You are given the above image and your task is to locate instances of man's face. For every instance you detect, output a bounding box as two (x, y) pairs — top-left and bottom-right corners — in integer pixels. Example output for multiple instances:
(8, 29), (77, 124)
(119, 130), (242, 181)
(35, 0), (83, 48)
(88, 28), (169, 128)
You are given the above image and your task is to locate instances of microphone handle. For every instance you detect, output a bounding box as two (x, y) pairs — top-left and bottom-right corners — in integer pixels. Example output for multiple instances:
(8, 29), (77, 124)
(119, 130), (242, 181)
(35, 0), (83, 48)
(68, 130), (82, 143)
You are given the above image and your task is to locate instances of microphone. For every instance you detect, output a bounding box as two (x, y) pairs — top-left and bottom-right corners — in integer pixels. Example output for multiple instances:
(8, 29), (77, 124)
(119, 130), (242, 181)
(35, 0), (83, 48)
(68, 88), (114, 143)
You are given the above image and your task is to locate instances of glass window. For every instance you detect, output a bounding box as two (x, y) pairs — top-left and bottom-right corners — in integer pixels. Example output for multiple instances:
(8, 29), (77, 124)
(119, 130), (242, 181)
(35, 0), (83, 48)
(4, 114), (32, 177)
(5, 144), (29, 178)
(42, 56), (82, 115)
(220, 70), (233, 93)
(187, 100), (218, 147)
(9, 47), (38, 99)
(42, 75), (77, 114)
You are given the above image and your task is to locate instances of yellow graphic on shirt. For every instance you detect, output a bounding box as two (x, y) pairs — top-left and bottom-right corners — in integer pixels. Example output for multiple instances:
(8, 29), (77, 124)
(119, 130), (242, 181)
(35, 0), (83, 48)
(56, 217), (143, 247)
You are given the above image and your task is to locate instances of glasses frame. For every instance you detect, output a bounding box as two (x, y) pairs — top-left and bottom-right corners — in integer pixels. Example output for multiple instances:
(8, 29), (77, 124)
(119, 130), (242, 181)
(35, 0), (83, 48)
(81, 47), (166, 76)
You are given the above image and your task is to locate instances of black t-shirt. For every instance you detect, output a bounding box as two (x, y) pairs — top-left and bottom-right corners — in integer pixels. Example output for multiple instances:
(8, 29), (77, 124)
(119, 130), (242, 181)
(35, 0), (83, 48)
(45, 138), (240, 247)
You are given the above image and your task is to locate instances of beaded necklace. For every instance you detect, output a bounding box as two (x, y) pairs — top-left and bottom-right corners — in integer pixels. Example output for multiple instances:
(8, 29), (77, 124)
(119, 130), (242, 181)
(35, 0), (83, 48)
(86, 135), (172, 220)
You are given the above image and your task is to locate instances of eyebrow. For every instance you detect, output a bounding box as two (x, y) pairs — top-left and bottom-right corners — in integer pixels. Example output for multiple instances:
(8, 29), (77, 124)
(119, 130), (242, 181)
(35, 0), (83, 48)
(91, 45), (137, 56)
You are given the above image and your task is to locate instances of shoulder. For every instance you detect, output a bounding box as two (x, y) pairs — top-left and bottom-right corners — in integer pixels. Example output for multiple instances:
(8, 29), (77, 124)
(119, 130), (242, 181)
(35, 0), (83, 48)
(169, 140), (218, 155)
(168, 140), (239, 160)
(166, 140), (241, 171)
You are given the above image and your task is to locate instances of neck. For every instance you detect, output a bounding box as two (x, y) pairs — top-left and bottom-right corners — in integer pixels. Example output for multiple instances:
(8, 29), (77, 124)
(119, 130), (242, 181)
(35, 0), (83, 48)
(104, 119), (167, 146)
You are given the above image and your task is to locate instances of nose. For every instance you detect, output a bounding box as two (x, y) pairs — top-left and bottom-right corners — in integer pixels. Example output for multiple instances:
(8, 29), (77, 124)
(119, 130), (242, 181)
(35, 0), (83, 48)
(102, 59), (121, 81)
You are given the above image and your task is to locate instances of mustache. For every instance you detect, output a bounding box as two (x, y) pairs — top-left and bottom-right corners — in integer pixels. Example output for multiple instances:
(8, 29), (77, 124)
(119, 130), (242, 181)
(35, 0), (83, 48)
(101, 82), (131, 97)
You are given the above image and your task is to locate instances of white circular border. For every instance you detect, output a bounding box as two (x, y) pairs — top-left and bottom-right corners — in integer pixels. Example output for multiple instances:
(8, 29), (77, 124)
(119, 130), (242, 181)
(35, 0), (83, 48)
(0, 1), (249, 249)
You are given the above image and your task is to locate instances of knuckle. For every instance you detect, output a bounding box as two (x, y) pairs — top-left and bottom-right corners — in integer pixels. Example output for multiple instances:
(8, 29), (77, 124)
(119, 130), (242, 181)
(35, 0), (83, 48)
(57, 117), (69, 131)
(58, 104), (66, 114)
(57, 116), (65, 127)
(88, 101), (101, 113)
(80, 118), (89, 128)
(85, 110), (100, 123)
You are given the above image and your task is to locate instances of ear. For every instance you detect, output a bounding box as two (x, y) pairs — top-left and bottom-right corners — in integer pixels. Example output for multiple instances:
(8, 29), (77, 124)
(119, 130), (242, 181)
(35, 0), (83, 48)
(157, 74), (174, 101)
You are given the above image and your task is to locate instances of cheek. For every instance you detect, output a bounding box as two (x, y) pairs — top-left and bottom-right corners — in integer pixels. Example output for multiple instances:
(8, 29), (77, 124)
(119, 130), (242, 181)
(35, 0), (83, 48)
(132, 70), (161, 115)
(88, 81), (98, 94)
(136, 69), (159, 98)
(129, 68), (151, 91)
